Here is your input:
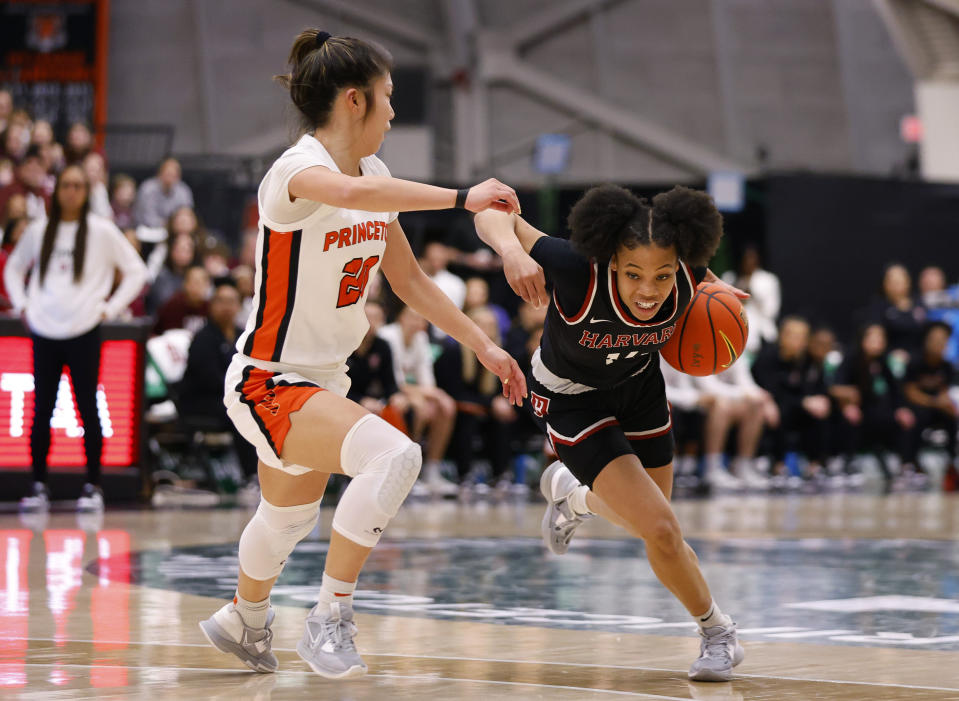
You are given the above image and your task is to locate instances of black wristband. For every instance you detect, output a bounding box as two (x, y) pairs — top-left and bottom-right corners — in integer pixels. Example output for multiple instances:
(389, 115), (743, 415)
(454, 187), (470, 209)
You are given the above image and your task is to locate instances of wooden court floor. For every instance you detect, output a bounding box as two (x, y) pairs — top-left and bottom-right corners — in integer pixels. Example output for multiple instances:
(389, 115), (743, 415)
(2, 492), (958, 700)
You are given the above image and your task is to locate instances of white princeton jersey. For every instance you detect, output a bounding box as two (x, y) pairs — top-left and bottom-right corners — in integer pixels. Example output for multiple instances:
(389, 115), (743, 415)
(237, 134), (398, 368)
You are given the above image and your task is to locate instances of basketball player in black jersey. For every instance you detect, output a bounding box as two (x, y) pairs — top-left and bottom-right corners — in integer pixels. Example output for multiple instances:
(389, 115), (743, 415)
(476, 184), (748, 682)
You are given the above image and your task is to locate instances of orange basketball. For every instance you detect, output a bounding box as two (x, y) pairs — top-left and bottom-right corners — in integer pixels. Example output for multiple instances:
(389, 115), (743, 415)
(660, 282), (749, 376)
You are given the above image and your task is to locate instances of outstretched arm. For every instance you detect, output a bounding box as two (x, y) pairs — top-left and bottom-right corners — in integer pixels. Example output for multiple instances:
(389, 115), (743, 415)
(289, 168), (520, 215)
(474, 211), (549, 307)
(381, 219), (527, 406)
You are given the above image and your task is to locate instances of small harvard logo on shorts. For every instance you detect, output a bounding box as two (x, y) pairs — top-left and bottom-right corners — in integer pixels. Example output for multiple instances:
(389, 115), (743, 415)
(530, 392), (550, 418)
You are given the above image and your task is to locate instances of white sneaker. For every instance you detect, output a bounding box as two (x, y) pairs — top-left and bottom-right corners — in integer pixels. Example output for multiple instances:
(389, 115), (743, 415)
(409, 480), (431, 498)
(688, 622), (745, 682)
(77, 483), (104, 512)
(423, 463), (458, 497)
(539, 461), (593, 555)
(297, 601), (367, 678)
(200, 601), (278, 673)
(738, 462), (769, 491)
(705, 466), (743, 491)
(20, 482), (50, 512)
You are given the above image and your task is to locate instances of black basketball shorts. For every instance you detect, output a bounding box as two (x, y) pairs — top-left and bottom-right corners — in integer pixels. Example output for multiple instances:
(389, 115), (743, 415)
(527, 368), (674, 489)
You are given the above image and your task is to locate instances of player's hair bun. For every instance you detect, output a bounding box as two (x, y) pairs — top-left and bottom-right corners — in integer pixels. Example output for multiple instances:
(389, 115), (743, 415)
(650, 186), (722, 267)
(274, 28), (393, 132)
(569, 184), (647, 262)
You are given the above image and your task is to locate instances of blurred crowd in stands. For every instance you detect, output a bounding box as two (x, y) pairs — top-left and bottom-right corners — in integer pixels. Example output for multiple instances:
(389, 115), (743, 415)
(2, 86), (957, 500)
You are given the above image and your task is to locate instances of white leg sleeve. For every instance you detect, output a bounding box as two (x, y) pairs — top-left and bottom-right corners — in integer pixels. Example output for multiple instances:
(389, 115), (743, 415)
(332, 414), (421, 548)
(238, 496), (321, 581)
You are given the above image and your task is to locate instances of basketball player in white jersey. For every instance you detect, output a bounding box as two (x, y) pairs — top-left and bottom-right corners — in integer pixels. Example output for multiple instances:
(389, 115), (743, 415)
(199, 29), (526, 679)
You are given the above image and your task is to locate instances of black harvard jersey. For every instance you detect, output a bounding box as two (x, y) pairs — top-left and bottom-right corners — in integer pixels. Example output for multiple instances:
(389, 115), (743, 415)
(529, 236), (701, 392)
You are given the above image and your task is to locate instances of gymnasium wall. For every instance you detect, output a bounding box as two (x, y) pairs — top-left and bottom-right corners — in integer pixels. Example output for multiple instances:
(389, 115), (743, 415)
(765, 174), (959, 340)
(106, 0), (916, 184)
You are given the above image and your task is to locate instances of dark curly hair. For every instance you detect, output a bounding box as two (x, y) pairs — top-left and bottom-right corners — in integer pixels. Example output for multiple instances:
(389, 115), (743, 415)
(568, 183), (722, 267)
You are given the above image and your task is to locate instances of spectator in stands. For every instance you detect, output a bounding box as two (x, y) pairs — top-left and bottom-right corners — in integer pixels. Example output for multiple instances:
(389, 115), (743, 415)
(110, 174), (137, 229)
(500, 300), (547, 462)
(200, 238), (231, 279)
(831, 323), (914, 489)
(435, 306), (517, 492)
(0, 146), (50, 221)
(723, 244), (780, 354)
(119, 228), (150, 318)
(0, 89), (12, 133)
(918, 265), (959, 367)
(147, 232), (198, 314)
(237, 227), (258, 269)
(178, 279), (258, 481)
(661, 363), (708, 488)
(0, 216), (27, 310)
(82, 152), (113, 219)
(378, 304), (458, 496)
(752, 316), (831, 486)
(154, 264), (210, 335)
(504, 299), (546, 371)
(463, 275), (510, 336)
(2, 192), (26, 226)
(347, 301), (409, 433)
(696, 358), (776, 491)
(870, 263), (926, 367)
(168, 205), (202, 240)
(63, 122), (96, 166)
(30, 119), (54, 148)
(0, 122), (29, 164)
(7, 109), (31, 133)
(366, 269), (388, 307)
(919, 266), (952, 309)
(0, 158), (12, 188)
(4, 164), (148, 514)
(903, 321), (959, 491)
(807, 325), (848, 476)
(133, 157), (194, 227)
(230, 263), (254, 328)
(419, 240), (466, 309)
(38, 140), (64, 181)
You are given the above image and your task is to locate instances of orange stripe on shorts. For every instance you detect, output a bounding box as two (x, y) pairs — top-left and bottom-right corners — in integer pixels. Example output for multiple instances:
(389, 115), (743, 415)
(237, 366), (323, 461)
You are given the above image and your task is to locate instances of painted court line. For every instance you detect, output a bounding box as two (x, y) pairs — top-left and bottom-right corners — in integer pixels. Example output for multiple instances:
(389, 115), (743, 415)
(7, 662), (680, 699)
(10, 637), (959, 694)
(371, 673), (687, 698)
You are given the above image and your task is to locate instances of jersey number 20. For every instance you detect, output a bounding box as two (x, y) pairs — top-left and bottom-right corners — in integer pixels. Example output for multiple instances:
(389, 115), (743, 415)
(337, 256), (380, 308)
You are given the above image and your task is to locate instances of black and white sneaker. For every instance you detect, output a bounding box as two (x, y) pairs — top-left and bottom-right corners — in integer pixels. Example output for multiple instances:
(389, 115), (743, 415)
(20, 482), (50, 512)
(77, 483), (104, 513)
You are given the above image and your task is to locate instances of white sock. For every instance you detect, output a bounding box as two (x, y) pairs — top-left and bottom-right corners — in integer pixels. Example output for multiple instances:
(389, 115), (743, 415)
(732, 456), (751, 476)
(567, 485), (593, 515)
(695, 600), (732, 630)
(318, 572), (356, 608)
(423, 460), (443, 481)
(705, 453), (724, 473)
(676, 454), (697, 476)
(233, 591), (269, 629)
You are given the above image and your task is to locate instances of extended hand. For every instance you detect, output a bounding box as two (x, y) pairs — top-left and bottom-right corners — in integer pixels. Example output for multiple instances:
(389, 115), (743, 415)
(464, 178), (521, 215)
(703, 269), (750, 300)
(477, 344), (527, 406)
(502, 249), (548, 308)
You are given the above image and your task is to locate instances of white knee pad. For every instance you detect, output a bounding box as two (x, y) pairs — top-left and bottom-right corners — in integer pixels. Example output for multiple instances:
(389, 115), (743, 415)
(238, 497), (320, 581)
(332, 414), (421, 547)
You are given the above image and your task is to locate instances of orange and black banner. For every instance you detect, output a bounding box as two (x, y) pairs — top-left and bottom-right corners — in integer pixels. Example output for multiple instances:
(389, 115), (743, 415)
(0, 0), (110, 145)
